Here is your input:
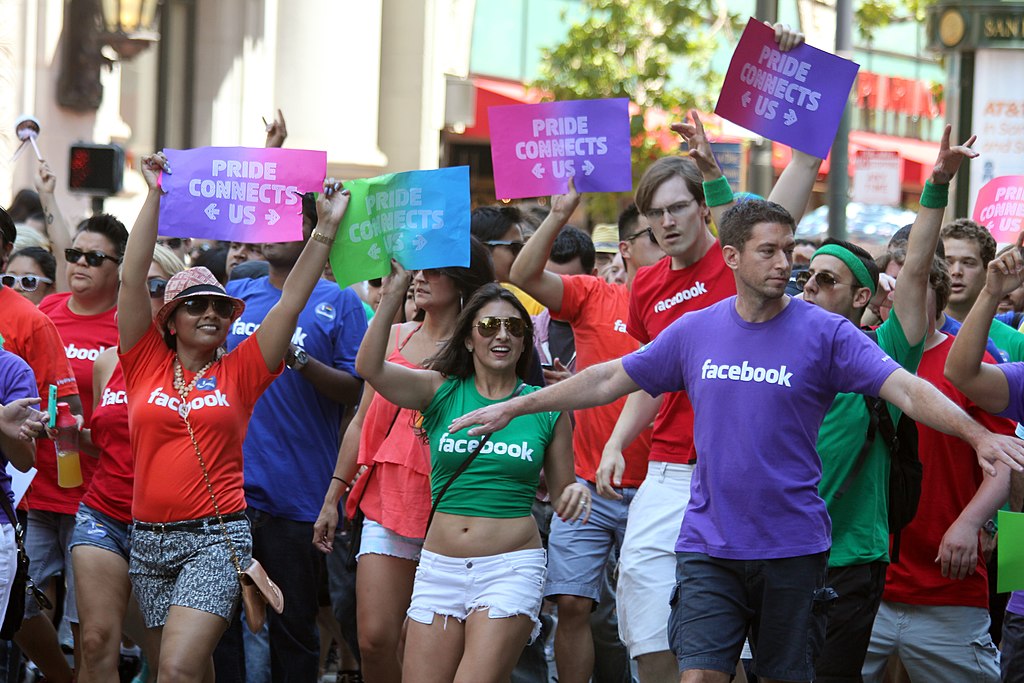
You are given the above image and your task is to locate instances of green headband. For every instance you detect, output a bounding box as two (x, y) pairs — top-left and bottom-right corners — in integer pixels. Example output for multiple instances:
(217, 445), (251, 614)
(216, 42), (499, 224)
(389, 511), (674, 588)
(811, 244), (876, 294)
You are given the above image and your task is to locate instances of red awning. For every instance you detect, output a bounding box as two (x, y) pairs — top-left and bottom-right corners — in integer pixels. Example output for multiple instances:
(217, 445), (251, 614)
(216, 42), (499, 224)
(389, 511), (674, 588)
(461, 77), (544, 140)
(772, 131), (939, 187)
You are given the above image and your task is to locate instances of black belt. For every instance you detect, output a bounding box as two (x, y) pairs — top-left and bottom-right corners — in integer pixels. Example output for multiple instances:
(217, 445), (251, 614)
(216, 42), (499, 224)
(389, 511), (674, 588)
(133, 511), (247, 533)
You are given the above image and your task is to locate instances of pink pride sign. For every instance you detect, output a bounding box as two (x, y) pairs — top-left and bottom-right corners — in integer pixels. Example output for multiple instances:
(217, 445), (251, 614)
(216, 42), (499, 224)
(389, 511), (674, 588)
(973, 175), (1024, 242)
(488, 98), (631, 199)
(158, 147), (326, 242)
(715, 18), (859, 159)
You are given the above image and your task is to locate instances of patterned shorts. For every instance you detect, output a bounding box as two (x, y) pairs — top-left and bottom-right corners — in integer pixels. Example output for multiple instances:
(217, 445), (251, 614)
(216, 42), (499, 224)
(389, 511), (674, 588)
(129, 514), (251, 628)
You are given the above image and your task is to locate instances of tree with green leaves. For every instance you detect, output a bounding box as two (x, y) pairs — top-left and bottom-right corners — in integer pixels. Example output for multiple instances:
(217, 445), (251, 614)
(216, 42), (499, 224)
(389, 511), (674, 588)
(533, 0), (740, 218)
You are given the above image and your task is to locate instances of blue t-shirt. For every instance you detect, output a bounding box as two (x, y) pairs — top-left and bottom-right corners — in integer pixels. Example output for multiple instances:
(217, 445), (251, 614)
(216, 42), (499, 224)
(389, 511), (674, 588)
(0, 349), (36, 526)
(622, 297), (899, 560)
(226, 277), (367, 522)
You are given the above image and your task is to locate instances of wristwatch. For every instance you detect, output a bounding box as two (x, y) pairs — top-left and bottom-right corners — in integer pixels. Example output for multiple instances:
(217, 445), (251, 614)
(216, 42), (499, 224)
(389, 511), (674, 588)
(285, 345), (309, 371)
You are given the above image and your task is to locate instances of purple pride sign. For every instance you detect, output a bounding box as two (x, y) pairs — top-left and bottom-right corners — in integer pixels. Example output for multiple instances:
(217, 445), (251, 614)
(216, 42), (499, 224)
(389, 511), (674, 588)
(158, 147), (326, 242)
(488, 98), (631, 199)
(715, 18), (859, 159)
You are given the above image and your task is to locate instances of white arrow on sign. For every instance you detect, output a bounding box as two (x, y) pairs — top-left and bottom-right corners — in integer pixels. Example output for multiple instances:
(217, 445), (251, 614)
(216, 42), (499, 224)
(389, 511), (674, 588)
(265, 209), (280, 226)
(413, 234), (428, 251)
(532, 163), (545, 179)
(368, 244), (382, 261)
(784, 109), (798, 126)
(204, 203), (220, 221)
(582, 160), (595, 176)
(741, 91), (752, 108)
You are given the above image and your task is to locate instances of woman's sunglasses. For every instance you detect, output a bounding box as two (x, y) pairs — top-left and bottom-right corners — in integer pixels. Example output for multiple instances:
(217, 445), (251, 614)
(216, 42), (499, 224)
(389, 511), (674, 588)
(148, 278), (168, 299)
(475, 316), (528, 338)
(1, 273), (53, 292)
(64, 248), (121, 267)
(484, 240), (525, 256)
(179, 297), (235, 318)
(794, 270), (855, 290)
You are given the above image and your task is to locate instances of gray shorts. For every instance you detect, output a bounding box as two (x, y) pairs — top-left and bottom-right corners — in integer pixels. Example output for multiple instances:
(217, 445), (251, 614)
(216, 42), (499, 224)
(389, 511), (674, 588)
(129, 513), (251, 628)
(25, 510), (78, 622)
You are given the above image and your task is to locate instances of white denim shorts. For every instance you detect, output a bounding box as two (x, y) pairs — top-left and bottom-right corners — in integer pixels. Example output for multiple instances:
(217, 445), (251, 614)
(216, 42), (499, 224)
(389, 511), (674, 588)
(617, 461), (695, 658)
(407, 547), (546, 643)
(356, 517), (423, 562)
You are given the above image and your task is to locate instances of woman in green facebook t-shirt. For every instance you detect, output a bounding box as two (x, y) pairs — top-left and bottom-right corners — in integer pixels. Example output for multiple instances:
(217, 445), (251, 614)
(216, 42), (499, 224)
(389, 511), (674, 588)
(355, 266), (589, 683)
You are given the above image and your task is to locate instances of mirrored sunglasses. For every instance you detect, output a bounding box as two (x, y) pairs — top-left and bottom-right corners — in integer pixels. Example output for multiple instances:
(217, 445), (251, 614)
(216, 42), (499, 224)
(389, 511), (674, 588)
(475, 316), (527, 338)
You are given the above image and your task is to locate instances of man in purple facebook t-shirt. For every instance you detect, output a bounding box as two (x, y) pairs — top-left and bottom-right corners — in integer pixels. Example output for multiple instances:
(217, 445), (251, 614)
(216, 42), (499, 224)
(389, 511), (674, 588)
(451, 200), (1024, 683)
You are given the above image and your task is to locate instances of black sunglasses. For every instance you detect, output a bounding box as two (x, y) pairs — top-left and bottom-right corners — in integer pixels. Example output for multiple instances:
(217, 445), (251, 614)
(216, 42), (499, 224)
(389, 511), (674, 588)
(64, 248), (121, 267)
(1, 273), (53, 292)
(179, 297), (235, 318)
(795, 270), (855, 290)
(624, 228), (658, 245)
(157, 238), (183, 250)
(148, 278), (168, 299)
(484, 240), (525, 256)
(475, 316), (528, 338)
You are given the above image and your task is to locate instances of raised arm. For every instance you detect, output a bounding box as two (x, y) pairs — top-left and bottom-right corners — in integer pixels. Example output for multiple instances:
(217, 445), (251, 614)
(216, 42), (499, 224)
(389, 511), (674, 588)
(265, 109), (287, 148)
(893, 126), (977, 346)
(256, 181), (346, 372)
(879, 367), (1024, 475)
(672, 110), (733, 230)
(946, 235), (1023, 414)
(118, 153), (166, 353)
(508, 179), (580, 312)
(449, 358), (641, 436)
(34, 161), (74, 293)
(353, 262), (442, 411)
(768, 150), (823, 224)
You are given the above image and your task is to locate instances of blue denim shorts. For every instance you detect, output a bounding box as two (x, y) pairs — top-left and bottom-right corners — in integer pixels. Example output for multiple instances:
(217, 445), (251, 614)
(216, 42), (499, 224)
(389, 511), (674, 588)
(70, 503), (132, 561)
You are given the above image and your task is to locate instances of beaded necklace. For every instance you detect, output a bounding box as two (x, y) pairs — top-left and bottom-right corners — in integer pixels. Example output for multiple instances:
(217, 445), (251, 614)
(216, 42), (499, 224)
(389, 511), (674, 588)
(173, 356), (216, 418)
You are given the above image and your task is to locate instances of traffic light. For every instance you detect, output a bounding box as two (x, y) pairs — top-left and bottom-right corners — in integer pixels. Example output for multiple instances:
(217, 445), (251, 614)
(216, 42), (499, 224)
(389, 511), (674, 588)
(67, 143), (124, 196)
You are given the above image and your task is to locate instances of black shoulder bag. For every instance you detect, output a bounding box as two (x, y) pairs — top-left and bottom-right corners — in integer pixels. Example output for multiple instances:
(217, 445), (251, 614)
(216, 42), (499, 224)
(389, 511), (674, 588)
(0, 493), (48, 639)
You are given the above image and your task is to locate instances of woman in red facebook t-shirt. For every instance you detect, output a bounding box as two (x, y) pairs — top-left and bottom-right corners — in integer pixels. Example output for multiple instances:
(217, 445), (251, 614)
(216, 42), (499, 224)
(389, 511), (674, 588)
(117, 152), (350, 680)
(71, 244), (184, 681)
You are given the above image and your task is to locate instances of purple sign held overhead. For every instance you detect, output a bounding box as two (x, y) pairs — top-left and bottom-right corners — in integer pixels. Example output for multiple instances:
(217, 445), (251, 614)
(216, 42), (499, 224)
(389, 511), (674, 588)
(488, 98), (631, 199)
(715, 18), (859, 159)
(158, 146), (326, 242)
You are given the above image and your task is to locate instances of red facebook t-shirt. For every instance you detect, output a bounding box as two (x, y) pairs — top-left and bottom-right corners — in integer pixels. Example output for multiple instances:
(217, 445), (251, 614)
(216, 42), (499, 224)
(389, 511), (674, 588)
(35, 292), (117, 514)
(552, 274), (651, 487)
(120, 325), (281, 523)
(627, 246), (736, 464)
(882, 337), (1013, 609)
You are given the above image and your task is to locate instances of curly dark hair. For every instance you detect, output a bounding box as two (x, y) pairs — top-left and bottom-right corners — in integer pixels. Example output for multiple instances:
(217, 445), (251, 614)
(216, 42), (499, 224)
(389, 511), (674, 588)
(425, 283), (534, 381)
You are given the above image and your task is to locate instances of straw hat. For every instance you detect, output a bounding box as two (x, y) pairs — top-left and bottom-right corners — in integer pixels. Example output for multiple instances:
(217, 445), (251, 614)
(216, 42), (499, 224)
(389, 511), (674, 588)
(153, 266), (245, 331)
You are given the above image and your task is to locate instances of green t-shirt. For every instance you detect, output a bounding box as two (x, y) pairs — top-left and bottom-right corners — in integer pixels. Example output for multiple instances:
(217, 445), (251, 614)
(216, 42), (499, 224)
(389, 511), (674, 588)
(988, 318), (1024, 362)
(816, 308), (924, 567)
(421, 376), (560, 519)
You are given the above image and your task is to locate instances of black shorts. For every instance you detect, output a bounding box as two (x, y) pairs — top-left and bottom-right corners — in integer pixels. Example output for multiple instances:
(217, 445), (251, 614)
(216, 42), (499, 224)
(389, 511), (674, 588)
(815, 561), (887, 683)
(669, 551), (832, 681)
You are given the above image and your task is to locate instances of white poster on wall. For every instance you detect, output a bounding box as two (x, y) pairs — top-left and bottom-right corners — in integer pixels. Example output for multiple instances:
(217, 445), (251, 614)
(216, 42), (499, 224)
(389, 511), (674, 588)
(970, 49), (1024, 218)
(853, 150), (901, 206)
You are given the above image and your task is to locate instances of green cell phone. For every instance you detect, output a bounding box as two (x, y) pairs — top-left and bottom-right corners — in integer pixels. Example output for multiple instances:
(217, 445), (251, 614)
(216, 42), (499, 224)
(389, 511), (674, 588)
(48, 385), (57, 428)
